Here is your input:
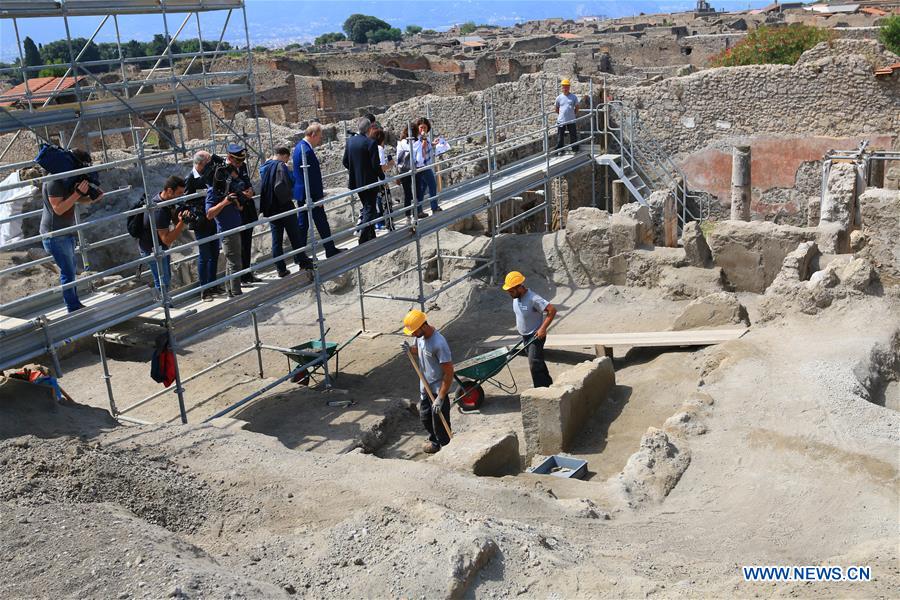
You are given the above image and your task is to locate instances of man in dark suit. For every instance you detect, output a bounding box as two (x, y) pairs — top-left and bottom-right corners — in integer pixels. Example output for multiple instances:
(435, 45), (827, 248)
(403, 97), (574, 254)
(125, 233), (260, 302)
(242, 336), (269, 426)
(341, 117), (381, 244)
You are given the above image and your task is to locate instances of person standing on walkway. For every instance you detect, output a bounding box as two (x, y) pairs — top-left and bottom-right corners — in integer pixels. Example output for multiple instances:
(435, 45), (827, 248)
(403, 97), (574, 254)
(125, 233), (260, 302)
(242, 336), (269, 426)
(554, 79), (580, 153)
(39, 148), (104, 313)
(293, 122), (342, 260)
(224, 144), (261, 286)
(205, 157), (246, 297)
(260, 146), (311, 276)
(185, 150), (223, 298)
(502, 271), (556, 388)
(342, 117), (381, 244)
(137, 175), (189, 292)
(403, 309), (454, 454)
(396, 122), (427, 223)
(413, 117), (441, 215)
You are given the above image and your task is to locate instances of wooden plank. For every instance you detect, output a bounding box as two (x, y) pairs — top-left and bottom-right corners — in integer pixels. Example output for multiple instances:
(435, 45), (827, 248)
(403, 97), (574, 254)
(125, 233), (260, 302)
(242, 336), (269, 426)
(480, 329), (748, 349)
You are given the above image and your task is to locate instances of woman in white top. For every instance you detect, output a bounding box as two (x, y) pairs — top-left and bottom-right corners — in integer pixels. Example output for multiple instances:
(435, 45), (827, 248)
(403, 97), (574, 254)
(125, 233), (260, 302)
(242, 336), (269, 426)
(413, 117), (440, 214)
(395, 121), (427, 222)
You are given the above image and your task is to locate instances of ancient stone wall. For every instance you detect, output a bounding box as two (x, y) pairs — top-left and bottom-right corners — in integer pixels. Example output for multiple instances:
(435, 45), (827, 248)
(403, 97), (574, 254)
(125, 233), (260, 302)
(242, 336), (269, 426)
(615, 40), (899, 159)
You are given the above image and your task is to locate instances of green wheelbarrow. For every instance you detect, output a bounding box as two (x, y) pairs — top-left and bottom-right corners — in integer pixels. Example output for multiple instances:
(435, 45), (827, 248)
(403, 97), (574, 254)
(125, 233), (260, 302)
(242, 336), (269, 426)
(453, 336), (537, 413)
(280, 330), (362, 386)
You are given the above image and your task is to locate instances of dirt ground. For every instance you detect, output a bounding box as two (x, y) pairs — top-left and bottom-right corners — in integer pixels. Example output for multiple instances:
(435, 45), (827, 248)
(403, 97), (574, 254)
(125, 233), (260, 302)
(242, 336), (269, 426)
(2, 263), (898, 599)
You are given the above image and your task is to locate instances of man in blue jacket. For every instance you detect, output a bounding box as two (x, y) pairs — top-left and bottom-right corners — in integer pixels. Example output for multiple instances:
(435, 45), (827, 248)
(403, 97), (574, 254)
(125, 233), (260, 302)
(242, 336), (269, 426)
(293, 122), (341, 258)
(260, 146), (312, 275)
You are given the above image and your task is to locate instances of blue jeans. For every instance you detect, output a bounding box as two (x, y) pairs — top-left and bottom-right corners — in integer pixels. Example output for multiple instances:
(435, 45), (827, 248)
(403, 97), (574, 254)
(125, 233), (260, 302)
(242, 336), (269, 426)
(270, 209), (306, 272)
(197, 238), (220, 287)
(416, 168), (439, 211)
(42, 235), (82, 312)
(140, 248), (172, 290)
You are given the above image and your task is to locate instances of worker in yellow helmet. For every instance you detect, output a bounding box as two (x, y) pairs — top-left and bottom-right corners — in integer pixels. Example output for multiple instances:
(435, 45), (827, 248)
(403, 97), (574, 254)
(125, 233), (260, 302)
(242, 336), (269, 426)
(554, 78), (580, 153)
(402, 309), (455, 454)
(502, 271), (556, 388)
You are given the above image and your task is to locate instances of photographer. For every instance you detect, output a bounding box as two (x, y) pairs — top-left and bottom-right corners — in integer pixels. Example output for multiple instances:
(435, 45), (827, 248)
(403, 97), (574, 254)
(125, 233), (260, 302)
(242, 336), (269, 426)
(205, 149), (248, 298)
(137, 175), (188, 291)
(186, 150), (224, 299)
(224, 143), (261, 286)
(39, 148), (104, 313)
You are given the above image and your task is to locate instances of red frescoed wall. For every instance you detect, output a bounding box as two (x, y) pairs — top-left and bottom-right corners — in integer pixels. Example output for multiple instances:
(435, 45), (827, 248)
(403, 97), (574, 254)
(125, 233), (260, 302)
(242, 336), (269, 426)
(679, 135), (895, 215)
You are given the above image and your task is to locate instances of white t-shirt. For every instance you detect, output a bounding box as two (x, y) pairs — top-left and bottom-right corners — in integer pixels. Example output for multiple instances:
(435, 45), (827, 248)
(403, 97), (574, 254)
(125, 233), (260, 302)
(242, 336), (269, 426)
(378, 145), (388, 166)
(555, 93), (579, 125)
(513, 289), (550, 336)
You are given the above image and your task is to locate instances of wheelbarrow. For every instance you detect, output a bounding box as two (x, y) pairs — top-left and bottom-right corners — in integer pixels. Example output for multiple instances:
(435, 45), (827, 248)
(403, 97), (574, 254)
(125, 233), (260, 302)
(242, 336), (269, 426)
(280, 330), (362, 386)
(453, 336), (538, 413)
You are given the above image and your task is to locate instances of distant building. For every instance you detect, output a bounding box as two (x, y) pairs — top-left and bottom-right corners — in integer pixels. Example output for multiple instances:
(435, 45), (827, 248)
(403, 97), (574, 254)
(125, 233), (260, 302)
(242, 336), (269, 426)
(695, 0), (717, 16)
(0, 76), (83, 108)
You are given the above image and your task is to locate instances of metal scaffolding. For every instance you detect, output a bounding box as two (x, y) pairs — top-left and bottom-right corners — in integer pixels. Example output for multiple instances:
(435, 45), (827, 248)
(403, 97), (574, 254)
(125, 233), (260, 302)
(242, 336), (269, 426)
(0, 3), (697, 425)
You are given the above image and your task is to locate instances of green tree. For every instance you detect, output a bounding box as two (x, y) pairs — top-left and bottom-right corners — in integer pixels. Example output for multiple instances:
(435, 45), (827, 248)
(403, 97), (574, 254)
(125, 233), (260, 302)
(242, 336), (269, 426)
(368, 28), (402, 44)
(23, 36), (42, 68)
(879, 14), (900, 55)
(40, 38), (102, 72)
(314, 32), (347, 45)
(710, 24), (833, 67)
(405, 25), (423, 36)
(459, 21), (477, 35)
(342, 14), (392, 44)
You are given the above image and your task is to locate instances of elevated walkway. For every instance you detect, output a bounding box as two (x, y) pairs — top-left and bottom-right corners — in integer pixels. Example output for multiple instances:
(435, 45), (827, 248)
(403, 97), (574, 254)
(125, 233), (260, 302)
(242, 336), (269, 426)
(0, 148), (611, 371)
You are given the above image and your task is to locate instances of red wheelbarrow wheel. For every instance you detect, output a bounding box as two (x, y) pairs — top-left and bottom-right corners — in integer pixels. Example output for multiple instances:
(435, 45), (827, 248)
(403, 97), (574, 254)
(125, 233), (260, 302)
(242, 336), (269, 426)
(292, 369), (310, 386)
(456, 380), (485, 412)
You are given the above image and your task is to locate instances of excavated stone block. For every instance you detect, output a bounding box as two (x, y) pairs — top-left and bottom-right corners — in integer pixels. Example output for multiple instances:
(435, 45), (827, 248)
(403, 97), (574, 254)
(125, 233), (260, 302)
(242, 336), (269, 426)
(768, 241), (819, 295)
(520, 357), (615, 461)
(429, 431), (520, 477)
(682, 221), (712, 267)
(657, 265), (726, 300)
(671, 291), (750, 331)
(706, 220), (816, 293)
(820, 162), (856, 227)
(619, 203), (654, 247)
(609, 213), (641, 255)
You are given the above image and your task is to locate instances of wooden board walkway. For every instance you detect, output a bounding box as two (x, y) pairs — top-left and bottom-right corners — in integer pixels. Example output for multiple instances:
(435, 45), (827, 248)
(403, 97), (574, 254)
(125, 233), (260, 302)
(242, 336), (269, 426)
(480, 328), (748, 350)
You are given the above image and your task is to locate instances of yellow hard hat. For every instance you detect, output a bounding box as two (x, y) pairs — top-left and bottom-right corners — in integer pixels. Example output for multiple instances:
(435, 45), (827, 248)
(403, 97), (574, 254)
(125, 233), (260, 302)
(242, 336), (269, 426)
(561, 79), (571, 86)
(502, 271), (525, 291)
(402, 309), (427, 335)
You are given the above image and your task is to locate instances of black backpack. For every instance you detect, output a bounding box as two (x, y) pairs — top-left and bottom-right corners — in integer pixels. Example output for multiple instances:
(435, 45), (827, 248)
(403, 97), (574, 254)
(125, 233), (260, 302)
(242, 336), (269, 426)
(126, 194), (147, 239)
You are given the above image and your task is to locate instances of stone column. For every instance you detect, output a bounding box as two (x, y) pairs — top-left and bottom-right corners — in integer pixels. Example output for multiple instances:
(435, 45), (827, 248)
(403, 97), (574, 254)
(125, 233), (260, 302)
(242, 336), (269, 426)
(612, 179), (628, 213)
(663, 193), (677, 247)
(730, 145), (751, 221)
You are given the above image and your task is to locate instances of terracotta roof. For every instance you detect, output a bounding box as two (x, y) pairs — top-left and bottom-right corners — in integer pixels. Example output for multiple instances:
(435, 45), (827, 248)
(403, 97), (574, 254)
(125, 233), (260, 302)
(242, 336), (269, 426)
(558, 33), (581, 39)
(0, 76), (82, 107)
(860, 7), (887, 16)
(874, 62), (900, 77)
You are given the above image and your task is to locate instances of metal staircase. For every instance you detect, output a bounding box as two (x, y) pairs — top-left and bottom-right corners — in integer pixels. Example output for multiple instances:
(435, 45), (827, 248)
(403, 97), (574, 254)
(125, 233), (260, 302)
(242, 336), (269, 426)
(601, 100), (707, 233)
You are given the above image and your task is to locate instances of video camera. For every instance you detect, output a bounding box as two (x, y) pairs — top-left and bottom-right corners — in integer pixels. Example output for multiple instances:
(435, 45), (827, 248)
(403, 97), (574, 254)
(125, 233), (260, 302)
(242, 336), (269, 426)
(172, 198), (204, 229)
(212, 161), (253, 209)
(35, 143), (103, 200)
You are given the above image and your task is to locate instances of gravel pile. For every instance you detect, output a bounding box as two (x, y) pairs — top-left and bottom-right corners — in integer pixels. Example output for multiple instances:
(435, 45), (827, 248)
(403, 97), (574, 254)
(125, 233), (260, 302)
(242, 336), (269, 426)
(0, 437), (222, 534)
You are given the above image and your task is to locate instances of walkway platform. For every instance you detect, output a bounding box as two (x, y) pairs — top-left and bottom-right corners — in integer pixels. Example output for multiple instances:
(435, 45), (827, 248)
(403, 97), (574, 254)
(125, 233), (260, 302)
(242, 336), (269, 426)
(0, 149), (603, 370)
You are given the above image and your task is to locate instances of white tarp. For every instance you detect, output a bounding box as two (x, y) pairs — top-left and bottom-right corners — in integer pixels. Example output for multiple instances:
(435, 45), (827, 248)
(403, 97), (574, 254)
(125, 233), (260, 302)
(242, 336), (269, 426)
(0, 171), (35, 247)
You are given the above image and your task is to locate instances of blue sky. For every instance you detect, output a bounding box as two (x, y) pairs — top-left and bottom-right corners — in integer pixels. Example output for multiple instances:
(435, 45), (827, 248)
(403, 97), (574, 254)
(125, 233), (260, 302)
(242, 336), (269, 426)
(1, 0), (769, 61)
